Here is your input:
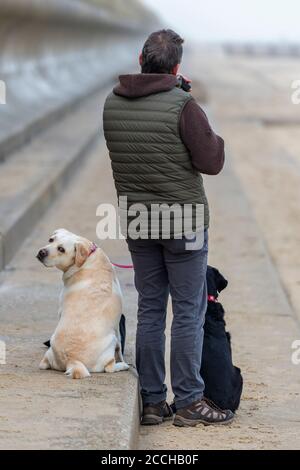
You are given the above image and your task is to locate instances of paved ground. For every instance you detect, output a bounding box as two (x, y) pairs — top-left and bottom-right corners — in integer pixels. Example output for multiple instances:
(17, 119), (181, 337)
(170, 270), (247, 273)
(139, 49), (300, 449)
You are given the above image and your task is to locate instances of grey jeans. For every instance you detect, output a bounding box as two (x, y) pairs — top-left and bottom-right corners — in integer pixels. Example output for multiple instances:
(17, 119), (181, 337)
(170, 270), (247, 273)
(127, 230), (208, 410)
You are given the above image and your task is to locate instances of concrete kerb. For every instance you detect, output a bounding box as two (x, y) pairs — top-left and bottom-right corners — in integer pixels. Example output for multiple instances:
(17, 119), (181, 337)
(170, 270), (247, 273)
(0, 78), (111, 163)
(1, 134), (100, 270)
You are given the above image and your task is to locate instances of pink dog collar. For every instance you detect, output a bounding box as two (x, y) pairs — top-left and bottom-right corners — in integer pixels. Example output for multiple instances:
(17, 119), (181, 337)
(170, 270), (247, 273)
(88, 243), (133, 268)
(89, 242), (98, 256)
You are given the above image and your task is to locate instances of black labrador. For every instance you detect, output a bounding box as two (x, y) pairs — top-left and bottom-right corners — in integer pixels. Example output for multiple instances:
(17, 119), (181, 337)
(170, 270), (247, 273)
(201, 266), (243, 412)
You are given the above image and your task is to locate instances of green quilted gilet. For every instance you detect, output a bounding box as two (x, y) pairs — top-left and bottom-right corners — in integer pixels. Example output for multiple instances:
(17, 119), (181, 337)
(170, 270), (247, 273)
(103, 86), (209, 238)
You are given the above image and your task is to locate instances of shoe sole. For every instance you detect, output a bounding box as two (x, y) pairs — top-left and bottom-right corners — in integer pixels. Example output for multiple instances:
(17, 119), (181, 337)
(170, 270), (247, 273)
(173, 415), (234, 427)
(141, 414), (173, 426)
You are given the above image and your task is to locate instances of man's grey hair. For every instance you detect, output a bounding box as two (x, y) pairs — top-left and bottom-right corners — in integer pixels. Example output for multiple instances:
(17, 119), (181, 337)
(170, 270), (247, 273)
(141, 29), (184, 74)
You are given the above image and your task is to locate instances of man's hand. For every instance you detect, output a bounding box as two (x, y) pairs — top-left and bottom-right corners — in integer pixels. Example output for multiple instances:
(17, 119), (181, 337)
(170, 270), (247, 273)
(177, 74), (192, 92)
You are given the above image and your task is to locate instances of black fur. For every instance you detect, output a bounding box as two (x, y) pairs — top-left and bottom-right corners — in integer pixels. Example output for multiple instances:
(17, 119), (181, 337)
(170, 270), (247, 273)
(201, 266), (243, 412)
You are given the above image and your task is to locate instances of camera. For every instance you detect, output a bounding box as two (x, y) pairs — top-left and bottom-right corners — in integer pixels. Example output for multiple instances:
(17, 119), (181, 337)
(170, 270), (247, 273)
(176, 75), (192, 92)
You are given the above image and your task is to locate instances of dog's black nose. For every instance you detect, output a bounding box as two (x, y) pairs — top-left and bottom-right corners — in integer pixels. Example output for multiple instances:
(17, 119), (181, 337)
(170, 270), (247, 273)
(37, 249), (48, 261)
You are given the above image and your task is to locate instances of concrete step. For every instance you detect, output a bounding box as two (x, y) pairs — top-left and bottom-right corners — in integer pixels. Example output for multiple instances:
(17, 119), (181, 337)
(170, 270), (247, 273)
(0, 0), (151, 161)
(0, 138), (140, 450)
(0, 85), (111, 270)
(0, 55), (136, 164)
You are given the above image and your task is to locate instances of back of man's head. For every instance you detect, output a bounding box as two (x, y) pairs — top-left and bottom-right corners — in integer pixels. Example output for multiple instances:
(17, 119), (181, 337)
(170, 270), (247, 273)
(141, 29), (184, 74)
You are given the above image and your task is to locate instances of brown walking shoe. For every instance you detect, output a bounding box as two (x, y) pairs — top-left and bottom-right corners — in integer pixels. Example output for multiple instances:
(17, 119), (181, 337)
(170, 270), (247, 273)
(173, 397), (234, 427)
(141, 400), (173, 425)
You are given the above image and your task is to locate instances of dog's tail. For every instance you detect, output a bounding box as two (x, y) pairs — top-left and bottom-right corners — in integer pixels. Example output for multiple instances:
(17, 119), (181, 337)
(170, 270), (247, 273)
(65, 361), (90, 379)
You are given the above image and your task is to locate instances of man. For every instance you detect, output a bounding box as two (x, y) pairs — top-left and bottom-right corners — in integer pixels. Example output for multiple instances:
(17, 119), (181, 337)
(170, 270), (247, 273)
(103, 29), (234, 427)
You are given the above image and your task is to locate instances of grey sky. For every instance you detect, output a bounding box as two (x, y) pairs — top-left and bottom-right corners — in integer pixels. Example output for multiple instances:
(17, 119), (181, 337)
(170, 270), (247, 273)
(143, 0), (300, 43)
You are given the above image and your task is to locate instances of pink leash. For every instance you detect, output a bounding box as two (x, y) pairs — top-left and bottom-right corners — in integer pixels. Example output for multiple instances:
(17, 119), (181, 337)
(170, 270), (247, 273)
(89, 243), (133, 269)
(112, 262), (134, 269)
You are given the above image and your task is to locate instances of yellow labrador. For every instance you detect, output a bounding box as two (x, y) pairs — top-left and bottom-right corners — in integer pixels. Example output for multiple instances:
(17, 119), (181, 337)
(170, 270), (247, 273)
(36, 228), (129, 378)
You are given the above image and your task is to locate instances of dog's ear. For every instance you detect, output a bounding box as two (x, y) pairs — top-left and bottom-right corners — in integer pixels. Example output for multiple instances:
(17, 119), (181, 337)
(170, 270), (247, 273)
(74, 241), (90, 267)
(216, 270), (228, 293)
(211, 267), (228, 293)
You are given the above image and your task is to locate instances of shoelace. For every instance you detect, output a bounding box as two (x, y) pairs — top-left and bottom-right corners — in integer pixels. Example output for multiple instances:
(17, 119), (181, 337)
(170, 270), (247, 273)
(202, 397), (226, 413)
(164, 402), (173, 415)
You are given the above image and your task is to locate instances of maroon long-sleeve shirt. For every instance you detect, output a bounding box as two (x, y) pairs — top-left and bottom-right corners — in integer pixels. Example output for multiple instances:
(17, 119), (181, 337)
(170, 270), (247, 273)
(113, 73), (225, 175)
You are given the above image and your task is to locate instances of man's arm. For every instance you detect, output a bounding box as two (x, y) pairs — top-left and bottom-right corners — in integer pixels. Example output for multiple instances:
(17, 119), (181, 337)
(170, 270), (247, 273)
(179, 99), (225, 175)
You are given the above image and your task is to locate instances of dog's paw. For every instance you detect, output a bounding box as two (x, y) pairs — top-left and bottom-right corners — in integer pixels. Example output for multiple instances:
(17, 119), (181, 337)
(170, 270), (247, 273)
(104, 359), (130, 373)
(39, 357), (50, 370)
(65, 361), (91, 379)
(115, 361), (130, 372)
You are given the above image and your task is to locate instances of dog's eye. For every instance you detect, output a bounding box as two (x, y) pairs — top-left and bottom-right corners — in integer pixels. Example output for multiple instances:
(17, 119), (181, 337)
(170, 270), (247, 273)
(49, 238), (54, 243)
(58, 246), (65, 253)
